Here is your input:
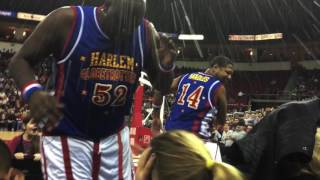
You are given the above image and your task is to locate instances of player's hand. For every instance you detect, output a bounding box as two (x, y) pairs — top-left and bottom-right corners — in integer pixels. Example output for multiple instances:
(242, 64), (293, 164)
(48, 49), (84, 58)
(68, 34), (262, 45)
(157, 33), (177, 70)
(14, 152), (25, 160)
(29, 90), (63, 131)
(136, 148), (156, 180)
(151, 111), (163, 137)
(151, 128), (162, 137)
(33, 153), (41, 161)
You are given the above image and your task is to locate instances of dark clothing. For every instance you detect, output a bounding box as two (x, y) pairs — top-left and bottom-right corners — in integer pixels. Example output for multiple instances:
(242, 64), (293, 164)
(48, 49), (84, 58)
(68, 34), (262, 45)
(8, 134), (32, 156)
(8, 134), (43, 180)
(228, 98), (320, 180)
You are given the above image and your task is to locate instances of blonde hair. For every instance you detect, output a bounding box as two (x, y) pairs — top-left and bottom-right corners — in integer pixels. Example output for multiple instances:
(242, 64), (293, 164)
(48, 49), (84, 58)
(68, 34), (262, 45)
(310, 128), (320, 176)
(151, 131), (245, 180)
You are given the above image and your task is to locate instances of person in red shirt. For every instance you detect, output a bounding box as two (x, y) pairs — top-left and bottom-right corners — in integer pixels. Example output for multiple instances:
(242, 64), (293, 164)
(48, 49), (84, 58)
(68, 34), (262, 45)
(7, 118), (40, 161)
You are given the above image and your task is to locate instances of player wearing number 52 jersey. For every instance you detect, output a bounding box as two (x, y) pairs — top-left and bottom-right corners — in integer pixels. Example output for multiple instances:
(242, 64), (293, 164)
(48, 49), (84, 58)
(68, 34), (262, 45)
(9, 0), (176, 179)
(165, 56), (233, 141)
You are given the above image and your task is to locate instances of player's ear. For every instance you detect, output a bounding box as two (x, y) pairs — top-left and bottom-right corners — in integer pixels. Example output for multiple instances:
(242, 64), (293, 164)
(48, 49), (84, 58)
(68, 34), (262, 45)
(212, 64), (220, 72)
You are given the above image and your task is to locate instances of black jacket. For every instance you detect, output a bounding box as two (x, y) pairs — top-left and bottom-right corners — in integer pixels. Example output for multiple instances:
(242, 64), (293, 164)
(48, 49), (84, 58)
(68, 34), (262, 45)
(231, 98), (320, 180)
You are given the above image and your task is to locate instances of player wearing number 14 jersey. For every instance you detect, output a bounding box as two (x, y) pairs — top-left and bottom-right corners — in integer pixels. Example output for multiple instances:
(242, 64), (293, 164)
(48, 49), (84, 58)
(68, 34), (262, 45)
(165, 56), (233, 141)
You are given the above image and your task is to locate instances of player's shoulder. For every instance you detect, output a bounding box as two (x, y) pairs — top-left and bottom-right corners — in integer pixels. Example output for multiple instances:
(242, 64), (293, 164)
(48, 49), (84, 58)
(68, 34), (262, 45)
(143, 19), (152, 27)
(143, 19), (157, 34)
(44, 6), (77, 26)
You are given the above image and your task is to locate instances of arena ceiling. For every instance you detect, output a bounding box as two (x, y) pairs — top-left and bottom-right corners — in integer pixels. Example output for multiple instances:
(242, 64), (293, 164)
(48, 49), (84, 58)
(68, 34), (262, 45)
(0, 0), (319, 42)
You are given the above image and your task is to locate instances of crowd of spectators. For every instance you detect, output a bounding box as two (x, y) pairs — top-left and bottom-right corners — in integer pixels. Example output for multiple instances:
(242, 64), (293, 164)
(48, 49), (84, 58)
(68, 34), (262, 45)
(0, 71), (28, 132)
(292, 69), (320, 98)
(0, 49), (25, 132)
(212, 108), (273, 147)
(0, 49), (52, 132)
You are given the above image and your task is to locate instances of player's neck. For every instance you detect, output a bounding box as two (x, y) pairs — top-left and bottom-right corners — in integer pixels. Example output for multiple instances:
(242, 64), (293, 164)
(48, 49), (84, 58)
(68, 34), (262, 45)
(204, 69), (214, 75)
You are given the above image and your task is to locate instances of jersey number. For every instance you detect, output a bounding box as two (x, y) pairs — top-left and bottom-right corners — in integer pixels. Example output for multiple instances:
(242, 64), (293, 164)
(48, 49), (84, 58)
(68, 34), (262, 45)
(92, 83), (128, 107)
(177, 84), (204, 109)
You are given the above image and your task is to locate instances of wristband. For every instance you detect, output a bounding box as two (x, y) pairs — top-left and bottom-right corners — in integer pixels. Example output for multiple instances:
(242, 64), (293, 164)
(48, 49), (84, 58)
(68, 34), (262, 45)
(158, 62), (176, 73)
(152, 104), (161, 110)
(21, 81), (43, 102)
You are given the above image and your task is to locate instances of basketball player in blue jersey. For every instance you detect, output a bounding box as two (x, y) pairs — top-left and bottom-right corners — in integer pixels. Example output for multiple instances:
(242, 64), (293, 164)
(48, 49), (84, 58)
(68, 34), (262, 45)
(9, 0), (176, 179)
(162, 56), (233, 141)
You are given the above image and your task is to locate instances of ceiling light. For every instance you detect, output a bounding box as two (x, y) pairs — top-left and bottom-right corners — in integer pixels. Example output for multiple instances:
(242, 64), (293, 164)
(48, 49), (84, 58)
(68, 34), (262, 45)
(178, 34), (204, 40)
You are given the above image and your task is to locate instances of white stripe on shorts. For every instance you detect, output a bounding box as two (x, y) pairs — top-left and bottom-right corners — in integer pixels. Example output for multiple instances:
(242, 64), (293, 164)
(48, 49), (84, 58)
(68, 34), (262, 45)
(41, 127), (133, 180)
(205, 142), (222, 162)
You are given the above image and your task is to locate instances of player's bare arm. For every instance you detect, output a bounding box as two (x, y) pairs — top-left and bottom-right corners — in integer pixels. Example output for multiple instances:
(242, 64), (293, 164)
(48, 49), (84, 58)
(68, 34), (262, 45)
(144, 22), (176, 95)
(215, 85), (227, 127)
(151, 89), (162, 136)
(170, 75), (182, 94)
(8, 7), (75, 130)
(151, 75), (182, 136)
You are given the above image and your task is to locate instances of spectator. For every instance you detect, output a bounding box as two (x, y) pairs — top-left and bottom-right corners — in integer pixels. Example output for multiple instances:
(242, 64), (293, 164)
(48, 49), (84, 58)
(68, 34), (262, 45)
(226, 98), (320, 179)
(136, 130), (244, 180)
(7, 117), (42, 180)
(230, 121), (247, 142)
(7, 118), (40, 160)
(0, 140), (25, 180)
(221, 124), (234, 147)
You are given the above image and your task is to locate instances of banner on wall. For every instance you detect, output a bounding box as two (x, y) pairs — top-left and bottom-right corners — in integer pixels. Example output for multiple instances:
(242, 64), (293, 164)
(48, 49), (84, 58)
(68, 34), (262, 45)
(0, 9), (45, 21)
(229, 33), (283, 41)
(17, 12), (45, 22)
(0, 10), (16, 18)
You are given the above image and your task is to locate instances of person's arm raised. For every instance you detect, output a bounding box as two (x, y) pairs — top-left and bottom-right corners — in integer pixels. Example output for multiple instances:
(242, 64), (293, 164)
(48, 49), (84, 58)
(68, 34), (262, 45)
(144, 22), (177, 96)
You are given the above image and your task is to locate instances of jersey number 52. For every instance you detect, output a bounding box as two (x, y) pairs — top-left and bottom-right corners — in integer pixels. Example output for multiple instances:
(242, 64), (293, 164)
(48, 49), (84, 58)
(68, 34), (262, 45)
(92, 83), (128, 107)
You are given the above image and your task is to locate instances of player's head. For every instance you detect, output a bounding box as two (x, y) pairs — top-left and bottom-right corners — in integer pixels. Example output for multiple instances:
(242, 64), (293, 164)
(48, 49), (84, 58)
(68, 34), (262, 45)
(0, 140), (11, 179)
(150, 131), (244, 180)
(208, 55), (234, 82)
(104, 0), (146, 40)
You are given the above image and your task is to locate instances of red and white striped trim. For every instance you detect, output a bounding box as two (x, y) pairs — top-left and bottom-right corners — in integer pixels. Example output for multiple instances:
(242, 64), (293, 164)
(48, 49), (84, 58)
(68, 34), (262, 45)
(61, 136), (74, 180)
(92, 142), (101, 180)
(40, 139), (49, 180)
(57, 6), (84, 64)
(21, 81), (42, 99)
(21, 80), (40, 93)
(208, 80), (221, 109)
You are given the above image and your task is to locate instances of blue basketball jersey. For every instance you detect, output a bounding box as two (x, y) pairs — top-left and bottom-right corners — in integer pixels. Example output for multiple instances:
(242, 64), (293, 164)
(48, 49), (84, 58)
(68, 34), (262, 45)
(50, 6), (150, 140)
(165, 72), (222, 140)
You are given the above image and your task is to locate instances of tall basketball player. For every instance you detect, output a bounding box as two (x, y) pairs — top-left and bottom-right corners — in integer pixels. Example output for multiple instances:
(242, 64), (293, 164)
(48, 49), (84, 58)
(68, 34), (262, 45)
(164, 56), (233, 140)
(9, 0), (176, 179)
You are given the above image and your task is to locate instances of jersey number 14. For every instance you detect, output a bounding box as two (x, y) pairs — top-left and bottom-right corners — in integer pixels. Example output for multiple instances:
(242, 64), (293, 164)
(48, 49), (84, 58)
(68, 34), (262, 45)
(177, 83), (204, 109)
